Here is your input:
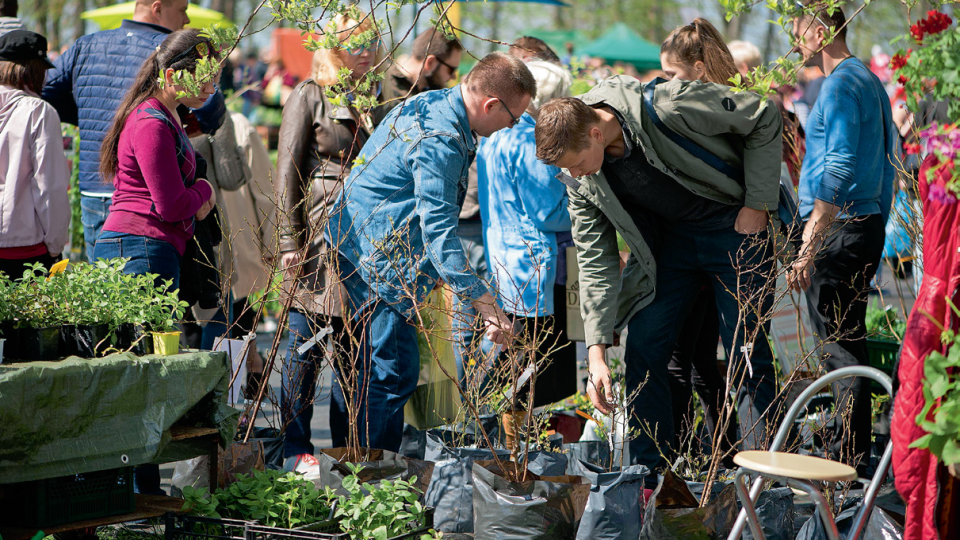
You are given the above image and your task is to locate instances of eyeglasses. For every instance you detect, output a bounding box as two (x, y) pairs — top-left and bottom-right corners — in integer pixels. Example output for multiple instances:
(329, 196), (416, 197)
(437, 57), (459, 77)
(491, 96), (521, 127)
(346, 38), (381, 56)
(794, 0), (831, 30)
(169, 41), (212, 66)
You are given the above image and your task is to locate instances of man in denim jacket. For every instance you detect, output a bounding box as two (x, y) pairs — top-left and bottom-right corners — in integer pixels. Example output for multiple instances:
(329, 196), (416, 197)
(327, 52), (535, 451)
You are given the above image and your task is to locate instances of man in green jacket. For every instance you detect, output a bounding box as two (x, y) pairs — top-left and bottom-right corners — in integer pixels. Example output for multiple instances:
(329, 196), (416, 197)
(535, 75), (782, 474)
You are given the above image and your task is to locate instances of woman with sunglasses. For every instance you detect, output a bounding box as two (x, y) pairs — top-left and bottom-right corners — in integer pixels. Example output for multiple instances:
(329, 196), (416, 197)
(275, 9), (382, 475)
(94, 28), (218, 495)
(658, 17), (742, 467)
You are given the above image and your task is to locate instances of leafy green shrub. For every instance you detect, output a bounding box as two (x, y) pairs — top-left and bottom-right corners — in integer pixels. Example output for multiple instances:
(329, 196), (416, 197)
(910, 324), (960, 469)
(181, 469), (331, 529)
(866, 303), (906, 342)
(332, 463), (438, 540)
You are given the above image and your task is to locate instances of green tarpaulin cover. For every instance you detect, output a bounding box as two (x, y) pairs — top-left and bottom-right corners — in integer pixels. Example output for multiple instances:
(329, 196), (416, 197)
(0, 351), (239, 483)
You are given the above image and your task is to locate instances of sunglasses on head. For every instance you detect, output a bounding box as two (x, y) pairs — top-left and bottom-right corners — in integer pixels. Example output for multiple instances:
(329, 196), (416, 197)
(169, 41), (213, 66)
(346, 38), (382, 56)
(794, 0), (831, 30)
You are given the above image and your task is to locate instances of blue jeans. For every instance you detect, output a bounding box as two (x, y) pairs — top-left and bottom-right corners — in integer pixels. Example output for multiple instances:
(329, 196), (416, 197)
(624, 211), (777, 471)
(93, 231), (181, 291)
(283, 310), (350, 456)
(452, 220), (489, 386)
(92, 230), (181, 496)
(80, 195), (112, 263)
(339, 258), (420, 452)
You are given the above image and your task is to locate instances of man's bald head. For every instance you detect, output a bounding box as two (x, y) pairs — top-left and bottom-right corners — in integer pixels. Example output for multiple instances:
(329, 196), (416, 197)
(133, 0), (190, 32)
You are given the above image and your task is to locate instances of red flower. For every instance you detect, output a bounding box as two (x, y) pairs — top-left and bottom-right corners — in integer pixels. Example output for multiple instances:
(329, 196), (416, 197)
(899, 75), (909, 85)
(904, 142), (921, 155)
(913, 11), (953, 42)
(890, 51), (910, 71)
(911, 22), (925, 42)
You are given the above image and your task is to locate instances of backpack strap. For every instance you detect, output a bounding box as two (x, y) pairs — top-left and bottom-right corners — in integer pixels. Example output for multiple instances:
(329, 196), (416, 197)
(641, 78), (745, 183)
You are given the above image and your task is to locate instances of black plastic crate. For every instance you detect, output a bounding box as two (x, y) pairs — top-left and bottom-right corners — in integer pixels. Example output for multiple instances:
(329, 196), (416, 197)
(0, 467), (135, 527)
(164, 513), (251, 540)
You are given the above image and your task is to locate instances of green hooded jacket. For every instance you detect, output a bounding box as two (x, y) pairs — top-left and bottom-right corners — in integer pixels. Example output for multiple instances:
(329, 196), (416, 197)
(568, 75), (783, 347)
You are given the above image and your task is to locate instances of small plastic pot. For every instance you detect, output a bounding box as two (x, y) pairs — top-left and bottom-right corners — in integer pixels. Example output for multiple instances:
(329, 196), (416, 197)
(118, 323), (154, 355)
(0, 323), (19, 360)
(75, 323), (111, 357)
(20, 326), (61, 361)
(152, 331), (181, 356)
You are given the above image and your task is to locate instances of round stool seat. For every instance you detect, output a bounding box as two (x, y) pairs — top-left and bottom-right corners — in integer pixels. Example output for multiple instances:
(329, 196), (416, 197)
(733, 451), (857, 482)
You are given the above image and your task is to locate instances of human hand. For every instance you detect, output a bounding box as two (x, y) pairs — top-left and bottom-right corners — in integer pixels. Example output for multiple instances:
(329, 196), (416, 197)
(735, 206), (769, 235)
(280, 251), (302, 280)
(195, 179), (216, 220)
(587, 345), (614, 415)
(787, 251), (815, 292)
(472, 293), (514, 345)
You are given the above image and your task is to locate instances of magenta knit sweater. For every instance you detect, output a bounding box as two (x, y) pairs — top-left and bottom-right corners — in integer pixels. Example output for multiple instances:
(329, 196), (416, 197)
(102, 98), (212, 255)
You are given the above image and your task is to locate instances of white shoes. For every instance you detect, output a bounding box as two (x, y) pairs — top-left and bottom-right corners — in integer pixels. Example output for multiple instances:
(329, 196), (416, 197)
(283, 453), (321, 479)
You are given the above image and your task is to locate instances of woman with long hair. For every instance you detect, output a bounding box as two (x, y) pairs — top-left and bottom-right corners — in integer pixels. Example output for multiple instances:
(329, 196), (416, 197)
(94, 29), (218, 295)
(93, 28), (218, 495)
(275, 9), (382, 475)
(0, 30), (69, 277)
(658, 18), (741, 467)
(660, 18), (739, 86)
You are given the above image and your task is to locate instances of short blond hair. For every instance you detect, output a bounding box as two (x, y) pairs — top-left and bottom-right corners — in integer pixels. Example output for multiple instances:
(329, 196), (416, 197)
(311, 11), (384, 87)
(535, 97), (599, 165)
(727, 40), (761, 71)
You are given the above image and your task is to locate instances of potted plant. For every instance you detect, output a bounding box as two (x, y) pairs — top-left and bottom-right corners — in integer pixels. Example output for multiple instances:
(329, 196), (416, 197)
(143, 277), (189, 356)
(58, 261), (118, 358)
(10, 263), (65, 361)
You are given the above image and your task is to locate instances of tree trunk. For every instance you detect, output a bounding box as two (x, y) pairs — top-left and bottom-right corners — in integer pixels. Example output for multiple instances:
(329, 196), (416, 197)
(222, 0), (236, 23)
(34, 0), (48, 38)
(761, 16), (777, 64)
(553, 5), (565, 29)
(489, 3), (502, 53)
(74, 0), (87, 43)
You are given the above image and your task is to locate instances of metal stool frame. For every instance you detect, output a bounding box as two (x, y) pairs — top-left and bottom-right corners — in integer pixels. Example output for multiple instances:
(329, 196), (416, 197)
(727, 365), (894, 540)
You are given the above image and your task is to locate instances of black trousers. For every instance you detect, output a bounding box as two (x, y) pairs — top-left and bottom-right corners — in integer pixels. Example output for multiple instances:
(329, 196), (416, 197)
(0, 251), (59, 279)
(668, 286), (738, 465)
(804, 213), (885, 474)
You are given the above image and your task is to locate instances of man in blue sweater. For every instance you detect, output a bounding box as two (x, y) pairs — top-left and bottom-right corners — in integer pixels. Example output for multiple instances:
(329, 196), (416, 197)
(789, 1), (894, 478)
(43, 0), (224, 262)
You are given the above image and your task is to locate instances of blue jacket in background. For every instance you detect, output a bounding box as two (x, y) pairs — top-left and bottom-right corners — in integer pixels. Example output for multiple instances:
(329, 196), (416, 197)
(798, 57), (894, 223)
(327, 86), (489, 317)
(42, 20), (225, 193)
(477, 113), (570, 317)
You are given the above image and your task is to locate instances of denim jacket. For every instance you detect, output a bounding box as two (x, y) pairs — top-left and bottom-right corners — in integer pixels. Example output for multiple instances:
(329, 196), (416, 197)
(327, 85), (489, 316)
(478, 113), (570, 317)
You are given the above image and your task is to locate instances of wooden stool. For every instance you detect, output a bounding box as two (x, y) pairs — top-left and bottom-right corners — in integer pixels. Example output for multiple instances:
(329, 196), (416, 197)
(733, 451), (856, 540)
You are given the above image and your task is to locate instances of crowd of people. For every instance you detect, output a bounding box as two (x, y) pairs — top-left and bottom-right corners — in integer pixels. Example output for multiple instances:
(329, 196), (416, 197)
(1, 0), (955, 535)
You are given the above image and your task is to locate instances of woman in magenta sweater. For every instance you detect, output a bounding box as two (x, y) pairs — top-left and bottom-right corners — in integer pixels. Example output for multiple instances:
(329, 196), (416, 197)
(94, 29), (217, 292)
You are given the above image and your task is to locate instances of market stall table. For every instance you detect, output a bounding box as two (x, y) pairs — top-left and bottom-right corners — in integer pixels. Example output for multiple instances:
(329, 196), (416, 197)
(0, 351), (238, 535)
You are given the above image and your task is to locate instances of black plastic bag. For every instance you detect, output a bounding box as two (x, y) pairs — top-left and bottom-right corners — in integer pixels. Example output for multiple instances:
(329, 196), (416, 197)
(313, 447), (434, 500)
(640, 471), (737, 540)
(423, 433), (511, 533)
(743, 487), (796, 540)
(472, 460), (590, 540)
(570, 460), (647, 540)
(523, 450), (569, 477)
(400, 423), (478, 460)
(563, 441), (613, 473)
(248, 427), (284, 470)
(795, 504), (903, 540)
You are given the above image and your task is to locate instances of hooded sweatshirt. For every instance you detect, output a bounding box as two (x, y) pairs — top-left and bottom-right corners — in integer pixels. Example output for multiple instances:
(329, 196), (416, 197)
(0, 84), (70, 257)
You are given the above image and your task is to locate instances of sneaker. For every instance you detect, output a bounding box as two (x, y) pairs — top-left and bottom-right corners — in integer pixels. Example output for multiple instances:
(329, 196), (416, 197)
(283, 453), (321, 479)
